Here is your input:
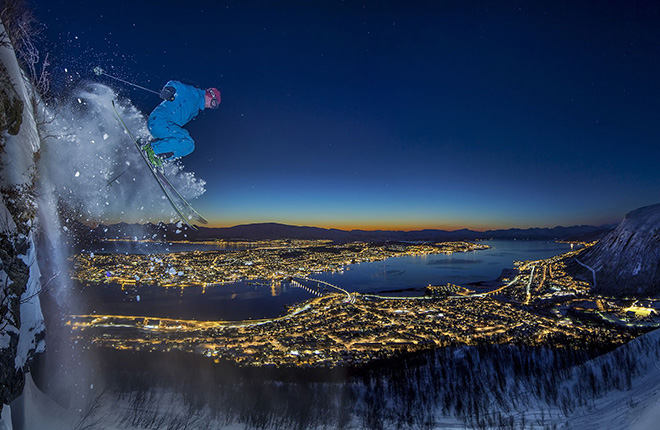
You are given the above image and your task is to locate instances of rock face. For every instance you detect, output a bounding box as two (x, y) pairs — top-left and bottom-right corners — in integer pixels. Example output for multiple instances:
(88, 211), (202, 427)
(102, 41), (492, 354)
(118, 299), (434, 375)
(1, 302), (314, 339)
(0, 59), (23, 137)
(579, 203), (660, 296)
(0, 20), (46, 408)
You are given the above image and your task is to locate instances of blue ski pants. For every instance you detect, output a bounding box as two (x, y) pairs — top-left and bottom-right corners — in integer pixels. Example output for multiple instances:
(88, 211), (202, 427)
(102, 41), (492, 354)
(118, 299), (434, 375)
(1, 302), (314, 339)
(147, 114), (195, 159)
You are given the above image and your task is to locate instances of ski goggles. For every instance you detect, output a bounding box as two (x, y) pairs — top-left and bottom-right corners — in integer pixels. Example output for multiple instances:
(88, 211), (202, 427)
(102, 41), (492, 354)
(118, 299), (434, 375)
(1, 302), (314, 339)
(207, 88), (220, 109)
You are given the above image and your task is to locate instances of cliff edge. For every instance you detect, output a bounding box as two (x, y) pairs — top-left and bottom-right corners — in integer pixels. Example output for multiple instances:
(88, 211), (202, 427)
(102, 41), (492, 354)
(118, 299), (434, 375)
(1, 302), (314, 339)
(0, 18), (46, 411)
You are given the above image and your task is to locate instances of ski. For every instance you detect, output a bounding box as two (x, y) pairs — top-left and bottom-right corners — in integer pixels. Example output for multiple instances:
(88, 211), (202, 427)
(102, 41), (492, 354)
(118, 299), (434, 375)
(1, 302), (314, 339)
(111, 100), (207, 230)
(152, 166), (208, 225)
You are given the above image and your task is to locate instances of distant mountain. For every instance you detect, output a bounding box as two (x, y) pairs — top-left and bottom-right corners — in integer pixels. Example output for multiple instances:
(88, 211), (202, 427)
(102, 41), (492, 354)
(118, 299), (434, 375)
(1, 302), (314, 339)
(575, 203), (660, 296)
(197, 223), (352, 241)
(70, 220), (615, 244)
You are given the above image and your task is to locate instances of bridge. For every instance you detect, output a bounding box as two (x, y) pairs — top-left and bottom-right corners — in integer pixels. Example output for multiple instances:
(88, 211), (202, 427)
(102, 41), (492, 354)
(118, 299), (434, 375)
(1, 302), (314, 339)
(289, 279), (323, 298)
(290, 277), (354, 303)
(290, 274), (524, 304)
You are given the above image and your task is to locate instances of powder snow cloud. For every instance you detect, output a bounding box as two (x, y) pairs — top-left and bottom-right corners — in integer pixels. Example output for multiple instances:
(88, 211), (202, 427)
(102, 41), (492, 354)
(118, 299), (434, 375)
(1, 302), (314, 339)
(40, 83), (205, 225)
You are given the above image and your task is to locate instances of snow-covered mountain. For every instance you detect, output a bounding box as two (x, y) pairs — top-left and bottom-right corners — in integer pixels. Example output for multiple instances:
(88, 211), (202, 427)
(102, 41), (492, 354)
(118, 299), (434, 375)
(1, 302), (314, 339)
(578, 203), (660, 296)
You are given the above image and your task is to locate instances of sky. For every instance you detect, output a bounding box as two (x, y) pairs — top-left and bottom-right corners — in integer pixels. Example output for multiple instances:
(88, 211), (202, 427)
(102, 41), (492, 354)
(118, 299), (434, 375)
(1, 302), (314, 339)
(30, 0), (660, 231)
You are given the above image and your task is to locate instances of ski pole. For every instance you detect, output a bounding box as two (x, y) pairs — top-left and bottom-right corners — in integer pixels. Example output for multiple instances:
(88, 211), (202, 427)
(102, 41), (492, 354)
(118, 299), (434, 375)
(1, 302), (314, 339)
(106, 168), (130, 187)
(93, 66), (160, 96)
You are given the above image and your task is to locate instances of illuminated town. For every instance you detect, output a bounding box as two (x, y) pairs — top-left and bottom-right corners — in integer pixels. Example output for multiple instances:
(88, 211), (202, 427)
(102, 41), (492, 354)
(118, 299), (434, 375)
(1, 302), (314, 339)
(71, 240), (489, 286)
(68, 241), (660, 368)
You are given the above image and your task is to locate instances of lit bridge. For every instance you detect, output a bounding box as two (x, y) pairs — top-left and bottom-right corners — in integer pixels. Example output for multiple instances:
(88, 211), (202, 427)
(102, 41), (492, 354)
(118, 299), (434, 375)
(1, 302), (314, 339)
(290, 277), (354, 303)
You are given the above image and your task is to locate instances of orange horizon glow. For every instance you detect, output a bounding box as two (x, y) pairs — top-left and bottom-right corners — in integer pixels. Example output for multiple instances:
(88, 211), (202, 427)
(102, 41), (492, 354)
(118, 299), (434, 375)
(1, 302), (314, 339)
(104, 216), (495, 232)
(105, 211), (620, 233)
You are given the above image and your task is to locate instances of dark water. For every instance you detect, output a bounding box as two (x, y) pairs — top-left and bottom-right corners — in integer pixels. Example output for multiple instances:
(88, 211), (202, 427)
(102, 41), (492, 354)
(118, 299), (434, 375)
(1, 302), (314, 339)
(75, 280), (315, 321)
(78, 240), (578, 321)
(314, 240), (579, 294)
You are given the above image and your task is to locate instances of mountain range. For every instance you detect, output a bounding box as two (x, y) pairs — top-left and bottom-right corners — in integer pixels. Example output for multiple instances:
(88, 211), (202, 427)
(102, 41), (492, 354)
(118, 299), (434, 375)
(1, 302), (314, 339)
(70, 220), (615, 243)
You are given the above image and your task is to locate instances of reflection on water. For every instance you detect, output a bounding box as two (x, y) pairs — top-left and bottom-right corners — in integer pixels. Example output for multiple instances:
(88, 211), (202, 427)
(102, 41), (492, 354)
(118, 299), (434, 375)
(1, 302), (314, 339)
(75, 279), (314, 321)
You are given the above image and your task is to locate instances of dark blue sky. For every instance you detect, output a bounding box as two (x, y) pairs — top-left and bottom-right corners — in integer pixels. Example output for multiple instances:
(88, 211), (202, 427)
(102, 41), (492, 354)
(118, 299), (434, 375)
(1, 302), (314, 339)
(33, 0), (660, 230)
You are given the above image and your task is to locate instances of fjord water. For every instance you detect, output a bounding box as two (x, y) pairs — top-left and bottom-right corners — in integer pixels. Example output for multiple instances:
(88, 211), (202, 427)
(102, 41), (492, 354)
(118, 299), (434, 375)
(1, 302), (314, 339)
(314, 240), (579, 294)
(78, 240), (577, 321)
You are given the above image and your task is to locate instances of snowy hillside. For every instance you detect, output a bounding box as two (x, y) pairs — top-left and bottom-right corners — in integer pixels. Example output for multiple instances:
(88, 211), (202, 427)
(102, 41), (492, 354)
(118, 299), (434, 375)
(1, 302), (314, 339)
(6, 328), (660, 430)
(560, 328), (660, 429)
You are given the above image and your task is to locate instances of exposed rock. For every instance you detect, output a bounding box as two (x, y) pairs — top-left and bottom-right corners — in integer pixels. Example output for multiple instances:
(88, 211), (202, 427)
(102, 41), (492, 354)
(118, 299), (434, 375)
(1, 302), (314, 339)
(0, 20), (45, 409)
(0, 59), (23, 138)
(577, 203), (660, 296)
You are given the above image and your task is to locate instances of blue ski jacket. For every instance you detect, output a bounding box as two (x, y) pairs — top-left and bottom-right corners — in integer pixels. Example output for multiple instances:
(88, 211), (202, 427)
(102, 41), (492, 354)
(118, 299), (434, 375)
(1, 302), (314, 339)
(147, 81), (206, 158)
(150, 80), (206, 126)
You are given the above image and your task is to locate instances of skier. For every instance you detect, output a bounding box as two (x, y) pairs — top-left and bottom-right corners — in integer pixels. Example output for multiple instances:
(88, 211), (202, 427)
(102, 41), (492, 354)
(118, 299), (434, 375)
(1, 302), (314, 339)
(142, 80), (221, 166)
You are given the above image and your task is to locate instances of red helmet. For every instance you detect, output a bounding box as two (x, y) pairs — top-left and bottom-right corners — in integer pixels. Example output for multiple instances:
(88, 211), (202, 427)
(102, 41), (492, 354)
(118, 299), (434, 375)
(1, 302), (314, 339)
(206, 88), (221, 109)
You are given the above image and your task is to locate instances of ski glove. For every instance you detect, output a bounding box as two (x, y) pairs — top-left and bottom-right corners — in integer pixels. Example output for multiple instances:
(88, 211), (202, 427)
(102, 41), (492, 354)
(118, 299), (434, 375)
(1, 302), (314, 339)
(160, 85), (176, 101)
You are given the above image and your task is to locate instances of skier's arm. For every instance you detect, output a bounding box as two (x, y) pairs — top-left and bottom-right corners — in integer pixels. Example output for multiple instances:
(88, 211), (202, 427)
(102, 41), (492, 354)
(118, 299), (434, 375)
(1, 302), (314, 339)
(160, 85), (176, 101)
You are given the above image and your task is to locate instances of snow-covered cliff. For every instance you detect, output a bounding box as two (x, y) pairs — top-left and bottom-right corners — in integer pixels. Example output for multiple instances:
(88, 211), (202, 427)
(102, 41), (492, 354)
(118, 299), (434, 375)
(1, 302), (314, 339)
(0, 18), (45, 415)
(579, 203), (660, 296)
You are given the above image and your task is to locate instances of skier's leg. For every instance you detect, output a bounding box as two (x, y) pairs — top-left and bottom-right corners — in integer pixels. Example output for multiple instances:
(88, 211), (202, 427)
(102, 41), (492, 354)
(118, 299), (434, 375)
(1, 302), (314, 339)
(150, 128), (194, 159)
(169, 127), (195, 158)
(147, 116), (194, 158)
